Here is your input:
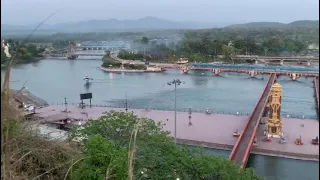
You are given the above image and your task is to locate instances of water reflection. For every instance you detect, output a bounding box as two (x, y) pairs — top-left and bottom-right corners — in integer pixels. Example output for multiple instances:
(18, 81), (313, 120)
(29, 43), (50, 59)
(84, 82), (92, 92)
(69, 60), (75, 69)
(31, 61), (40, 68)
(109, 73), (114, 79)
(190, 70), (209, 86)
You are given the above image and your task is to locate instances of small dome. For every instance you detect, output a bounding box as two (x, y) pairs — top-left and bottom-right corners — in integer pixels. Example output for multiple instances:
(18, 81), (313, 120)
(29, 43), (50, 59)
(272, 83), (282, 88)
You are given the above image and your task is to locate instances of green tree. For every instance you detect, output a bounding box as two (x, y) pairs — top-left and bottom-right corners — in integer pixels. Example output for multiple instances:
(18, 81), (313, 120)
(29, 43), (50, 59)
(71, 135), (128, 180)
(104, 50), (111, 57)
(71, 111), (261, 179)
(140, 37), (149, 45)
(222, 44), (235, 60)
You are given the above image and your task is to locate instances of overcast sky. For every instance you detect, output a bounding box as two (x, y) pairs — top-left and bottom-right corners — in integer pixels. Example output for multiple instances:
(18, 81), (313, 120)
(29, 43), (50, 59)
(1, 0), (319, 25)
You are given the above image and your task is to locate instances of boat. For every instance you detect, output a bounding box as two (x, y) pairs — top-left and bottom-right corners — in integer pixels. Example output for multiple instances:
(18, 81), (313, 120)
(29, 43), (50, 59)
(67, 54), (78, 60)
(83, 74), (93, 83)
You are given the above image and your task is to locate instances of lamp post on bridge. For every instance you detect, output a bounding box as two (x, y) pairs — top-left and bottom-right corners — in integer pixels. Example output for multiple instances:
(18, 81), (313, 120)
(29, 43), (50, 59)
(167, 79), (184, 144)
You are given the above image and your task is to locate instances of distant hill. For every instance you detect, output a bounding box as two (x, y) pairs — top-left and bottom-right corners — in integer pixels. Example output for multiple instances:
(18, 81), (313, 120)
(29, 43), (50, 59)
(1, 17), (225, 34)
(226, 20), (319, 29)
(288, 20), (319, 28)
(1, 17), (318, 36)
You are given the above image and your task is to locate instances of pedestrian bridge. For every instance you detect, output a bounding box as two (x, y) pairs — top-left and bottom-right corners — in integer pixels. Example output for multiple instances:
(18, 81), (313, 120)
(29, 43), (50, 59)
(229, 73), (277, 168)
(192, 63), (319, 73)
(314, 77), (319, 116)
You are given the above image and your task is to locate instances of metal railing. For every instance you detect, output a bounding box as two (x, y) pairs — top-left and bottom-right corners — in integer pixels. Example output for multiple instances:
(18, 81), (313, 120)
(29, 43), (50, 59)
(191, 63), (319, 73)
(48, 102), (318, 119)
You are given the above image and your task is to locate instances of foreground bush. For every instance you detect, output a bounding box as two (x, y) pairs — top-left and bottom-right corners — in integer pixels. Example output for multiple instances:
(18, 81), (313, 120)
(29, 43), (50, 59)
(72, 111), (261, 180)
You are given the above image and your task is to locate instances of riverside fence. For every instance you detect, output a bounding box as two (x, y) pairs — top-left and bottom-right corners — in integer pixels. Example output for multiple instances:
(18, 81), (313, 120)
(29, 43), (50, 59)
(46, 102), (318, 120)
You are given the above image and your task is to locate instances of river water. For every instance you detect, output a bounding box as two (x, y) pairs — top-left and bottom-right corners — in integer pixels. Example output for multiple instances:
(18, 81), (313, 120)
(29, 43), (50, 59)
(2, 59), (319, 180)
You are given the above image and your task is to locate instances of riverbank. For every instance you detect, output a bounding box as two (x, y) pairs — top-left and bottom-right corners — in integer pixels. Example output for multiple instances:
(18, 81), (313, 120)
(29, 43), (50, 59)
(1, 57), (45, 68)
(32, 105), (319, 162)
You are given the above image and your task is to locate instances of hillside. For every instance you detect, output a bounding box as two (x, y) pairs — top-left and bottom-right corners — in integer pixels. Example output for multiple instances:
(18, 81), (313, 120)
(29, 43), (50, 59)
(227, 22), (286, 29)
(226, 20), (319, 29)
(288, 20), (319, 28)
(183, 20), (319, 45)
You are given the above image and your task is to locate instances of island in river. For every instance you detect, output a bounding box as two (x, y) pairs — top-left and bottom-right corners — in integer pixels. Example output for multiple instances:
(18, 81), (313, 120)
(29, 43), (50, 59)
(101, 54), (164, 72)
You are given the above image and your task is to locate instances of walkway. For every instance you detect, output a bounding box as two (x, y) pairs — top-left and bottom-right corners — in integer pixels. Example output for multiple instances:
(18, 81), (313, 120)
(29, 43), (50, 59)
(229, 73), (277, 168)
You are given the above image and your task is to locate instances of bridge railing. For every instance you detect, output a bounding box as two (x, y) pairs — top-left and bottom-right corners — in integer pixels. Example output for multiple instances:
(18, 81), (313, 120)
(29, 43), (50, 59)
(229, 74), (276, 163)
(314, 77), (319, 116)
(48, 102), (249, 115)
(191, 63), (319, 72)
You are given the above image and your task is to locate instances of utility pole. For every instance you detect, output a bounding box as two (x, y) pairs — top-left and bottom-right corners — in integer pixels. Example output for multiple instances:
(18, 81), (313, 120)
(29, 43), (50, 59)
(64, 97), (68, 113)
(125, 92), (128, 112)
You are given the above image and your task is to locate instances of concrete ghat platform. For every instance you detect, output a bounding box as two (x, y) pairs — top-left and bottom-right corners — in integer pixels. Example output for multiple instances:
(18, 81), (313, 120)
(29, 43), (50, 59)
(34, 105), (319, 161)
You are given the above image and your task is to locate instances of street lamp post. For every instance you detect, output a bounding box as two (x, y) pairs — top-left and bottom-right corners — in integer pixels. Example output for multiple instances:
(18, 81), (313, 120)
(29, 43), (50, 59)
(64, 97), (68, 112)
(125, 92), (128, 112)
(188, 108), (192, 126)
(167, 79), (184, 144)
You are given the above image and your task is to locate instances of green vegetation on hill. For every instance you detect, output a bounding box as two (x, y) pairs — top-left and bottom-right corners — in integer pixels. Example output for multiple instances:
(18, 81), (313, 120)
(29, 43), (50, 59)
(226, 20), (319, 29)
(227, 22), (286, 29)
(4, 20), (318, 64)
(129, 35), (311, 63)
(7, 29), (185, 43)
(175, 36), (308, 63)
(288, 20), (319, 28)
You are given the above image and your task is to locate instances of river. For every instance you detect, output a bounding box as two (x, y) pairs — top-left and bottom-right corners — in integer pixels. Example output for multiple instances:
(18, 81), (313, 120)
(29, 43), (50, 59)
(1, 59), (319, 180)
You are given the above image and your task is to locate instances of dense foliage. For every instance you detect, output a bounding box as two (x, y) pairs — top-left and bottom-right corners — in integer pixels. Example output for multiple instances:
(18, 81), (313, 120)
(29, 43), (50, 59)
(71, 111), (261, 180)
(101, 54), (147, 70)
(116, 26), (318, 63)
(176, 37), (308, 62)
(6, 21), (318, 64)
(6, 29), (185, 43)
(1, 39), (46, 65)
(1, 93), (80, 180)
(118, 50), (144, 60)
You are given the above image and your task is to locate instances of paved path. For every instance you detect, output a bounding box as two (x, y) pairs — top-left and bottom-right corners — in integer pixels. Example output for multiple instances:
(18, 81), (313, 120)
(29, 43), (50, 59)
(34, 105), (319, 160)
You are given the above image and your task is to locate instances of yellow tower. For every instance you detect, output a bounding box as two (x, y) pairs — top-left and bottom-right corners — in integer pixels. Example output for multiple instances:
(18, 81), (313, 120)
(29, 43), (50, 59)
(266, 83), (283, 138)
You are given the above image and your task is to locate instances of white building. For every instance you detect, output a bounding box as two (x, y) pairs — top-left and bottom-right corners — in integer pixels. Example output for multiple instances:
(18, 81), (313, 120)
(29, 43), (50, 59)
(2, 39), (11, 58)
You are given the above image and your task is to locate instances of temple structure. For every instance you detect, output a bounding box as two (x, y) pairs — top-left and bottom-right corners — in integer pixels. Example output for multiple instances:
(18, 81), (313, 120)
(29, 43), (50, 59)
(266, 83), (283, 138)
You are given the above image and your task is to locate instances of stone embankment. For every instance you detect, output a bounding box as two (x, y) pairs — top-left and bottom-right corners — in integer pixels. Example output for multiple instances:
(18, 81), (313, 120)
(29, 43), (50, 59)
(11, 89), (48, 107)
